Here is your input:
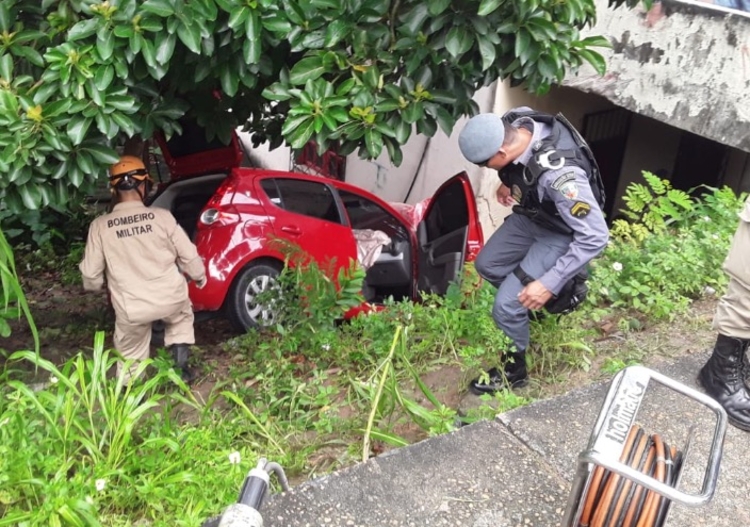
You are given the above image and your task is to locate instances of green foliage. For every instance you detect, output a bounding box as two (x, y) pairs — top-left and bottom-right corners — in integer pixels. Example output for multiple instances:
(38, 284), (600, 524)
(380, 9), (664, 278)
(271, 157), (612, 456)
(0, 226), (38, 352)
(0, 0), (616, 212)
(0, 202), (94, 250)
(618, 171), (693, 233)
(272, 250), (366, 336)
(0, 332), (299, 526)
(588, 174), (747, 320)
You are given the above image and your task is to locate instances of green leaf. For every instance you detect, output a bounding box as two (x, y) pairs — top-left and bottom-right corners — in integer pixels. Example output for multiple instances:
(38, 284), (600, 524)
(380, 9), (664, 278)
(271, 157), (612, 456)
(104, 95), (135, 113)
(262, 15), (292, 34)
(220, 65), (240, 97)
(383, 137), (403, 167)
(13, 46), (44, 67)
(0, 54), (13, 80)
(402, 101), (423, 124)
(578, 49), (606, 75)
(75, 150), (96, 175)
(94, 65), (115, 92)
(0, 3), (10, 32)
(155, 33), (177, 64)
(141, 0), (176, 17)
(281, 114), (312, 136)
(324, 20), (349, 48)
(477, 36), (496, 71)
(364, 127), (382, 158)
(81, 143), (119, 164)
(287, 118), (315, 149)
(177, 21), (202, 54)
(478, 0), (503, 16)
(580, 35), (612, 48)
(393, 120), (410, 144)
(515, 29), (531, 64)
(428, 0), (451, 15)
(445, 27), (472, 58)
(140, 38), (156, 68)
(67, 116), (93, 145)
(228, 6), (249, 30)
(401, 4), (429, 36)
(110, 112), (136, 137)
(289, 56), (326, 85)
(68, 164), (85, 187)
(18, 183), (41, 210)
(243, 12), (261, 64)
(68, 18), (99, 41)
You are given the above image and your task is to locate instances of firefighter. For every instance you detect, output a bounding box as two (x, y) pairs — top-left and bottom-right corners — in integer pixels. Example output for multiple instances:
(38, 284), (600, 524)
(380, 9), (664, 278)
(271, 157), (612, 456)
(698, 195), (750, 431)
(80, 155), (206, 383)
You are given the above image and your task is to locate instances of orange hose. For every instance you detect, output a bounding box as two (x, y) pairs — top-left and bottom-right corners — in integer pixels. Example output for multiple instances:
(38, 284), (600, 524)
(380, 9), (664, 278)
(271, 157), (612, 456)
(577, 425), (681, 527)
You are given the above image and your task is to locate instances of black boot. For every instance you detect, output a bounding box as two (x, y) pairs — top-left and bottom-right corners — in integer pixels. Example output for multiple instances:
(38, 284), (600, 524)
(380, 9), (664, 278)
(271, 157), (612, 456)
(170, 343), (196, 384)
(698, 334), (750, 431)
(469, 352), (529, 395)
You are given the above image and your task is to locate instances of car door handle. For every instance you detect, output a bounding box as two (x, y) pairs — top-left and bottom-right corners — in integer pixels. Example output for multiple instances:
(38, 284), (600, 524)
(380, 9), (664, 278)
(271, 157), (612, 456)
(280, 226), (302, 236)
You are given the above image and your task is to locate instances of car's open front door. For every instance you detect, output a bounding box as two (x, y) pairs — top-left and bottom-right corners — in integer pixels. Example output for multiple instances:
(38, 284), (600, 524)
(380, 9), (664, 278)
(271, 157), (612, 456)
(416, 172), (483, 296)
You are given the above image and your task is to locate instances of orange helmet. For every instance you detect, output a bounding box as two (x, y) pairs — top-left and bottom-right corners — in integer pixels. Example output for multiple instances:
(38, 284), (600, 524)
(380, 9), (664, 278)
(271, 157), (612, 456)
(109, 156), (152, 190)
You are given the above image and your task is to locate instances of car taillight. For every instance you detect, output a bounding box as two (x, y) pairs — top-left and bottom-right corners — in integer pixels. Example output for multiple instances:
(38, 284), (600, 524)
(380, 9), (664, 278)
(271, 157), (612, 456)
(200, 206), (240, 227)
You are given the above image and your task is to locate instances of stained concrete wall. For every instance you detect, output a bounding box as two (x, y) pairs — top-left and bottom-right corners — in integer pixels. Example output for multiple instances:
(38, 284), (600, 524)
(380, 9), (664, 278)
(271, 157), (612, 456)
(565, 0), (750, 153)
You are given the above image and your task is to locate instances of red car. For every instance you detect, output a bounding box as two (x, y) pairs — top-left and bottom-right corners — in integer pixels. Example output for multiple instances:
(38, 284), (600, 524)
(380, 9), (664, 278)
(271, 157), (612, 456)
(149, 128), (484, 332)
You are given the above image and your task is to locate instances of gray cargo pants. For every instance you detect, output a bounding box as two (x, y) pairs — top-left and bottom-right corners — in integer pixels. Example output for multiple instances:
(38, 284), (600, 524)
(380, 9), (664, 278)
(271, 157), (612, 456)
(474, 213), (573, 353)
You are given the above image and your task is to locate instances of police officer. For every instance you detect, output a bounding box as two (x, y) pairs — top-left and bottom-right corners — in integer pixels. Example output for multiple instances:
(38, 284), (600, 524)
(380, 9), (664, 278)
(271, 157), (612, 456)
(80, 155), (206, 383)
(458, 108), (609, 394)
(698, 195), (750, 431)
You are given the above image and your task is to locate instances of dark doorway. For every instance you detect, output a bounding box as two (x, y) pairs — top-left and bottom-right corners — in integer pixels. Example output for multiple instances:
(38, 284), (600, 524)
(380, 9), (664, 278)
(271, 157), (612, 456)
(671, 131), (728, 195)
(582, 108), (631, 220)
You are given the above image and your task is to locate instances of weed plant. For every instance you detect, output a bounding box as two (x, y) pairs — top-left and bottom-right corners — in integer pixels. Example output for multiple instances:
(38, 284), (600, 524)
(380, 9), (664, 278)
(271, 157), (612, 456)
(0, 333), (300, 526)
(587, 173), (746, 320)
(1, 178), (747, 525)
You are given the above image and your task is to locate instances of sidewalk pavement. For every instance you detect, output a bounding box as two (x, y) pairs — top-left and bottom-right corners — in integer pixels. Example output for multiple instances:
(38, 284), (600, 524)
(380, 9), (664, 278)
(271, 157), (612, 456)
(264, 351), (749, 526)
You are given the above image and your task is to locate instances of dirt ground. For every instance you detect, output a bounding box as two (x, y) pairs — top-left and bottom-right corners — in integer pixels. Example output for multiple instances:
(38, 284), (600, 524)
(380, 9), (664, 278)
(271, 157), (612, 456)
(1, 271), (723, 483)
(2, 270), (719, 412)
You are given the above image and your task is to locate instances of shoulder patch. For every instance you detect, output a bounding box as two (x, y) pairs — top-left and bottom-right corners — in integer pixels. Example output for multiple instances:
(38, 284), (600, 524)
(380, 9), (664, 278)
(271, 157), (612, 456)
(570, 201), (591, 218)
(558, 181), (579, 200)
(551, 172), (576, 190)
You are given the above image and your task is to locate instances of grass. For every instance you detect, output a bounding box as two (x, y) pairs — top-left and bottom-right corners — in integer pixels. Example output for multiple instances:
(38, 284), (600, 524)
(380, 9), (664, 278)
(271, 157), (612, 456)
(0, 180), (744, 525)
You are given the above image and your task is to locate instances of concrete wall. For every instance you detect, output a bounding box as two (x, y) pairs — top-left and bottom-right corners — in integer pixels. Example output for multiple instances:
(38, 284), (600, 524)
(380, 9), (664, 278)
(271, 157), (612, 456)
(613, 114), (682, 215)
(565, 0), (750, 153)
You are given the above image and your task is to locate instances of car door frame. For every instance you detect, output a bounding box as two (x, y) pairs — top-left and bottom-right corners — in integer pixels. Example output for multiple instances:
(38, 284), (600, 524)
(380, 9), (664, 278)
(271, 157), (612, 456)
(414, 172), (483, 297)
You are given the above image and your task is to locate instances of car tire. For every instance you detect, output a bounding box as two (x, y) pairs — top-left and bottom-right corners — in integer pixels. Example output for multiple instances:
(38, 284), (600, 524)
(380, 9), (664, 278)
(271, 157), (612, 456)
(226, 260), (283, 333)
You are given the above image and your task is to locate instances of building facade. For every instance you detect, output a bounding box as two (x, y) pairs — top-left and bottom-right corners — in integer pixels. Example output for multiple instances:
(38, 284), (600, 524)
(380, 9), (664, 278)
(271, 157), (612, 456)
(243, 0), (750, 238)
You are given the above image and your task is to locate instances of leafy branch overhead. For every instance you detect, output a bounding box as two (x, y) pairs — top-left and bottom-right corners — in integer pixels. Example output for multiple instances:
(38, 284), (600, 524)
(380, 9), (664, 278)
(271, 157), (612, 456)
(0, 0), (612, 212)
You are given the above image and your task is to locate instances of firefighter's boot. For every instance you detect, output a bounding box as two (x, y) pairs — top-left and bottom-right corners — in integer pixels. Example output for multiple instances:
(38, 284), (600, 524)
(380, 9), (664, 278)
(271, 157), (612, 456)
(698, 334), (750, 431)
(170, 343), (195, 385)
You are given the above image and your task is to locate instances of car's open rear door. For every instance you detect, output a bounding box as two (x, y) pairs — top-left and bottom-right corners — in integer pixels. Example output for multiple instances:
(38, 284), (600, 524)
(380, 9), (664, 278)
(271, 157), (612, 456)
(416, 172), (483, 296)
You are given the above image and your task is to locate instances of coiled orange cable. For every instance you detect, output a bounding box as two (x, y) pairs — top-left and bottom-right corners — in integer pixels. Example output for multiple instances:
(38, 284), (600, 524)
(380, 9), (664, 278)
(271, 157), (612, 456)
(578, 424), (682, 527)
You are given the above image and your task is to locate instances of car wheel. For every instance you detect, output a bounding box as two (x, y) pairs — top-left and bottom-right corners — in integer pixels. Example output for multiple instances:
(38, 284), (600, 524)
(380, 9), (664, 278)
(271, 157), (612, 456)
(226, 261), (283, 332)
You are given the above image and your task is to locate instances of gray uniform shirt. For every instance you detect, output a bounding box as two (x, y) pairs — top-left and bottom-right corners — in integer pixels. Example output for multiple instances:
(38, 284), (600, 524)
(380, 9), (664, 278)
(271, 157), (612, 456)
(510, 113), (610, 295)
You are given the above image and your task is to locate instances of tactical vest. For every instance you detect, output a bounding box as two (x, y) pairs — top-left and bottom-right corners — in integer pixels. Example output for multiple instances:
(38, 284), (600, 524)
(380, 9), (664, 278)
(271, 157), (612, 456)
(498, 111), (606, 235)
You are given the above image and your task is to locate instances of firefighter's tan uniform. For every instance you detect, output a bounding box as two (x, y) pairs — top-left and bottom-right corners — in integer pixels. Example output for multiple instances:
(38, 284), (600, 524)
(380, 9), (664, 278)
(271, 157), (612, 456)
(80, 200), (206, 378)
(714, 196), (750, 339)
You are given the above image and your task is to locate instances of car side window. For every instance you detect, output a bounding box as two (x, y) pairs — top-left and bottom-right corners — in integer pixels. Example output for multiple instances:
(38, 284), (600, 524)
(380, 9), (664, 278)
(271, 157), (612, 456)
(424, 179), (468, 242)
(261, 178), (342, 224)
(339, 190), (407, 240)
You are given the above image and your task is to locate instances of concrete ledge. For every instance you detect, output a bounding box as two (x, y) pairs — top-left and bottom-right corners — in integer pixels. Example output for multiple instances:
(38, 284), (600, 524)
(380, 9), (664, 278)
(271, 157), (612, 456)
(265, 352), (749, 526)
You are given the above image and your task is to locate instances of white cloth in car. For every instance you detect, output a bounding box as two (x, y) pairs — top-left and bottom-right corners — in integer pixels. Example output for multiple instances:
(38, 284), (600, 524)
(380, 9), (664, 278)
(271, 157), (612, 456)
(353, 229), (392, 269)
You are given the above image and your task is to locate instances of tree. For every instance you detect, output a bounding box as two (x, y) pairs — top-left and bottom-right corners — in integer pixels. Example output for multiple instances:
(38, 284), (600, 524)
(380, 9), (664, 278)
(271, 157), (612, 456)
(0, 0), (612, 213)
